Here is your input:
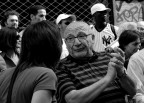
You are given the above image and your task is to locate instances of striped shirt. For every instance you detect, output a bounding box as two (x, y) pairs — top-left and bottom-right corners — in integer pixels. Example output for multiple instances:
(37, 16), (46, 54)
(55, 52), (127, 103)
(92, 23), (118, 52)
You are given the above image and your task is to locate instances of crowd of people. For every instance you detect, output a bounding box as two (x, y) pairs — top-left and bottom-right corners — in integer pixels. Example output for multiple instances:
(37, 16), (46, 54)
(0, 2), (144, 103)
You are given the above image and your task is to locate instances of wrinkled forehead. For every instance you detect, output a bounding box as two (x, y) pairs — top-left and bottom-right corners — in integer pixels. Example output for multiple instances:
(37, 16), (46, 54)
(64, 21), (92, 38)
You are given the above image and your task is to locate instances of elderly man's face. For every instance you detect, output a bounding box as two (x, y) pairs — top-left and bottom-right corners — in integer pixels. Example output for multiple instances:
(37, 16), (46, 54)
(64, 21), (95, 59)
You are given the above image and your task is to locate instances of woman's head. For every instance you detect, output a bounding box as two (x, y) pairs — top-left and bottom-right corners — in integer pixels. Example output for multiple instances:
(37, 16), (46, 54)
(19, 20), (62, 69)
(118, 30), (141, 58)
(0, 27), (19, 53)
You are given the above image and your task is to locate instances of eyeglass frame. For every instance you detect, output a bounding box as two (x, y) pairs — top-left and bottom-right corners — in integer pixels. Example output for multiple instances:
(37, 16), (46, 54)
(65, 32), (93, 43)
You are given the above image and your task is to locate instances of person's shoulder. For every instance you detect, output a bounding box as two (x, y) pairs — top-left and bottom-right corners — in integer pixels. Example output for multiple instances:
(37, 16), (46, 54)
(131, 49), (144, 59)
(0, 67), (15, 80)
(28, 66), (57, 81)
(28, 66), (56, 78)
(31, 66), (54, 72)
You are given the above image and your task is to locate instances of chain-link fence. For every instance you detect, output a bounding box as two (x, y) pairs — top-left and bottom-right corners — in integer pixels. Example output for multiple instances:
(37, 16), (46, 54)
(0, 0), (113, 28)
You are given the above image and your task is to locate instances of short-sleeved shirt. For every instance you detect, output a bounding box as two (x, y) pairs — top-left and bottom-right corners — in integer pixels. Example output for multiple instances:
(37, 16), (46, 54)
(55, 52), (127, 103)
(0, 66), (57, 103)
(127, 48), (144, 92)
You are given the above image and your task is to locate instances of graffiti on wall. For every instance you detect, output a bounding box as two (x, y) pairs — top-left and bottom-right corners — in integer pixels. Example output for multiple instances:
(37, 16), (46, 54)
(115, 1), (143, 26)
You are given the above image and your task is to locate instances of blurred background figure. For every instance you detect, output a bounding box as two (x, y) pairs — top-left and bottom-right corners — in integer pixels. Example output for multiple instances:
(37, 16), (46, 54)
(56, 13), (76, 37)
(1, 10), (19, 30)
(118, 30), (141, 68)
(106, 21), (139, 53)
(18, 5), (47, 54)
(56, 13), (76, 59)
(0, 27), (19, 69)
(29, 5), (47, 25)
(137, 21), (144, 50)
(117, 22), (138, 36)
(137, 21), (144, 32)
(0, 20), (62, 103)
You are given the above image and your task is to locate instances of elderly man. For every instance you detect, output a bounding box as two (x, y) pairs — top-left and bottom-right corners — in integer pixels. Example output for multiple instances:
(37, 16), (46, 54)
(55, 21), (136, 103)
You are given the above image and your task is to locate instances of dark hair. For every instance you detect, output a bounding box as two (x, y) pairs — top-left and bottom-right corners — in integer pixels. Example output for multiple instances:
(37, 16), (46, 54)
(0, 27), (19, 54)
(1, 10), (19, 27)
(19, 20), (62, 70)
(29, 5), (46, 15)
(6, 20), (62, 103)
(118, 30), (140, 51)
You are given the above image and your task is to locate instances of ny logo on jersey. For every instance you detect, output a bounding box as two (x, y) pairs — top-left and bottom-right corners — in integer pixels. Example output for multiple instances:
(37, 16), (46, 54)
(102, 35), (113, 46)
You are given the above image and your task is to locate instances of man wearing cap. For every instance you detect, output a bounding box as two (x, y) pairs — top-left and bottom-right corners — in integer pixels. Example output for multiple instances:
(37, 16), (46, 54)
(90, 3), (119, 52)
(55, 21), (136, 103)
(56, 13), (76, 59)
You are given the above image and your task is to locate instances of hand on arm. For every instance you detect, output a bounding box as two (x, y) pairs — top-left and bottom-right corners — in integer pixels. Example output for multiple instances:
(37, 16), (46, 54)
(110, 47), (136, 97)
(65, 60), (117, 103)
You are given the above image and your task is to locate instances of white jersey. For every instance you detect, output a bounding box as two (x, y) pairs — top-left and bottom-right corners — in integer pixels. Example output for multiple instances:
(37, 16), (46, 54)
(92, 23), (118, 52)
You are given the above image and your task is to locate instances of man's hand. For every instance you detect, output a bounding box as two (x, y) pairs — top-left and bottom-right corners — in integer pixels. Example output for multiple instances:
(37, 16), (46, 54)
(109, 47), (125, 78)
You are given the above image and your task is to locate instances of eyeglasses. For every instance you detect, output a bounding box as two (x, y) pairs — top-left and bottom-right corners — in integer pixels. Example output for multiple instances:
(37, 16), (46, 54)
(65, 33), (92, 43)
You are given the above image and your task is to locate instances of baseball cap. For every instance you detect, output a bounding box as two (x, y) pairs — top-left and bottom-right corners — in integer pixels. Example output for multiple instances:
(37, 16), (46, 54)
(56, 14), (76, 25)
(91, 3), (111, 15)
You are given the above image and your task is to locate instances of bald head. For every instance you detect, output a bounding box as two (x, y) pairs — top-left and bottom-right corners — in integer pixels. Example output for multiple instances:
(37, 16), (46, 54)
(64, 21), (93, 38)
